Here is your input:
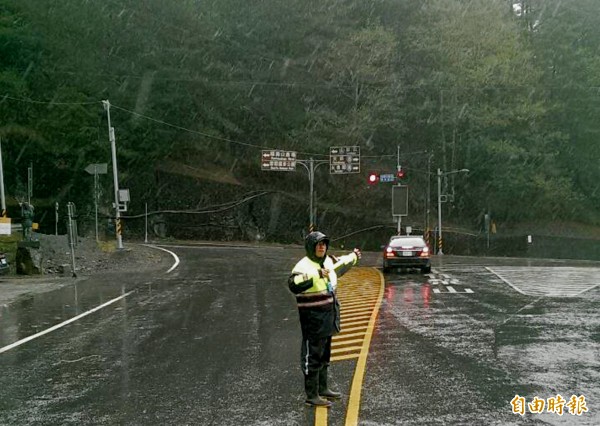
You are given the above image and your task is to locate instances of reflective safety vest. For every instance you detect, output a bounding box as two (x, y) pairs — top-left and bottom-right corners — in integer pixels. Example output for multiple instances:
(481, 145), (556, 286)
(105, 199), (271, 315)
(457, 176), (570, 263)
(289, 253), (358, 309)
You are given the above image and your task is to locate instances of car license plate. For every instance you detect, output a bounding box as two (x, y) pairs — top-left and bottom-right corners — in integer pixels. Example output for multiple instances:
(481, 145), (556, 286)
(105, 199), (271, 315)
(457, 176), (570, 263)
(402, 251), (412, 256)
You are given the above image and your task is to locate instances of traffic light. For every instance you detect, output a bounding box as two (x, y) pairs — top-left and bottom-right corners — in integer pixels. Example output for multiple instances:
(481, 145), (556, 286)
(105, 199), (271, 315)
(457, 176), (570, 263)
(367, 172), (379, 185)
(397, 166), (405, 180)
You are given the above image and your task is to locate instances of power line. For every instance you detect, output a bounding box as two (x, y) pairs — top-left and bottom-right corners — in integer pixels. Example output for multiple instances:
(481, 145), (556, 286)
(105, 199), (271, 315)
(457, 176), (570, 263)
(0, 93), (329, 157)
(120, 191), (271, 219)
(109, 103), (328, 157)
(1, 95), (99, 106)
(0, 95), (439, 161)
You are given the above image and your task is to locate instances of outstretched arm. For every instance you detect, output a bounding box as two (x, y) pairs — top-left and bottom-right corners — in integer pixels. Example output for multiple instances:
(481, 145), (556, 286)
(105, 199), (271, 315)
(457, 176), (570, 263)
(332, 248), (361, 277)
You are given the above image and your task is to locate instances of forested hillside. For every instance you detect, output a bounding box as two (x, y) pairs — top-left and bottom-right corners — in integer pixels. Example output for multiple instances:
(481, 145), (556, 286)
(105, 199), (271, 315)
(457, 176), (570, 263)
(1, 0), (598, 243)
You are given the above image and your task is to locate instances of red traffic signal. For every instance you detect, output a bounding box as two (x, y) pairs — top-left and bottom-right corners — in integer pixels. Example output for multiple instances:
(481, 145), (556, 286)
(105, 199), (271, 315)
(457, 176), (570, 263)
(368, 172), (379, 185)
(397, 167), (405, 179)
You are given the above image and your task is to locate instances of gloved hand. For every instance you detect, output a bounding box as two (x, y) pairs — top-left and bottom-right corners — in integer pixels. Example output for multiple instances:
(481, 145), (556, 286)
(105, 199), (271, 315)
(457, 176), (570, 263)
(353, 248), (362, 260)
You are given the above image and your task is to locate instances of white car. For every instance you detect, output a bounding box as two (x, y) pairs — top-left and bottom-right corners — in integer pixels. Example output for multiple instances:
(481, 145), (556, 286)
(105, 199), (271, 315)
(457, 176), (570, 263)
(382, 235), (431, 273)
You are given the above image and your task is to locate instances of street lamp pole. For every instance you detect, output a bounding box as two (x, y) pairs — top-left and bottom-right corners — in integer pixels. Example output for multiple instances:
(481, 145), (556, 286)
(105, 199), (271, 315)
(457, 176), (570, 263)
(297, 158), (329, 230)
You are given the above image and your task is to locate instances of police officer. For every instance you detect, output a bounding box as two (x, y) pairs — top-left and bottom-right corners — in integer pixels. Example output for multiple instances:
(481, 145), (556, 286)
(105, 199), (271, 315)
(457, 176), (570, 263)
(20, 202), (34, 241)
(288, 231), (361, 407)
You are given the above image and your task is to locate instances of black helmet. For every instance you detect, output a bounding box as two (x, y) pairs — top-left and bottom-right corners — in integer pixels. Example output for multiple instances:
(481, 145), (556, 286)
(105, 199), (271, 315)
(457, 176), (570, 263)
(305, 231), (329, 263)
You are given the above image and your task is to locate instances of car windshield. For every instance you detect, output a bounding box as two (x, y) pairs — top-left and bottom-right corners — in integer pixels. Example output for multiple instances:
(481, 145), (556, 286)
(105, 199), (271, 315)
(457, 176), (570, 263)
(389, 238), (425, 248)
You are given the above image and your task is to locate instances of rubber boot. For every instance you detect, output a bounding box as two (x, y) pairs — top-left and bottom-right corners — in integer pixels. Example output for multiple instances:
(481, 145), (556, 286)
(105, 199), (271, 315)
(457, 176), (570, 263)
(319, 367), (341, 400)
(305, 371), (332, 407)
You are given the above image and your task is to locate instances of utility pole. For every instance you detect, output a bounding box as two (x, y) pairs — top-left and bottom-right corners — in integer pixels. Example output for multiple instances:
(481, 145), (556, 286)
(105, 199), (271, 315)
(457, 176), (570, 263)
(437, 168), (469, 255)
(426, 153), (432, 245)
(27, 162), (33, 205)
(437, 168), (444, 255)
(94, 169), (99, 242)
(0, 137), (6, 217)
(55, 202), (59, 235)
(144, 202), (148, 243)
(396, 145), (402, 234)
(102, 100), (123, 249)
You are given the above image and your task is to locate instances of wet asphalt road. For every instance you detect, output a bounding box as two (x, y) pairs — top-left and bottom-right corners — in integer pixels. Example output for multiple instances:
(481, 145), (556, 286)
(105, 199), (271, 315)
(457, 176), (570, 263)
(0, 245), (598, 425)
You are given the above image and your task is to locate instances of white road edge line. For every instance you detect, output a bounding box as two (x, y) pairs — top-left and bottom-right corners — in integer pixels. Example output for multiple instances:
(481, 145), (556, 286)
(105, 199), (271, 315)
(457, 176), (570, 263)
(144, 244), (180, 273)
(0, 290), (135, 355)
(575, 282), (600, 296)
(485, 266), (526, 295)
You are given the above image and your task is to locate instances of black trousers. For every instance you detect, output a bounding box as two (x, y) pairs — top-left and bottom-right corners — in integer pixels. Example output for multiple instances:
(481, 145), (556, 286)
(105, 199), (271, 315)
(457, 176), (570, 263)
(301, 335), (332, 376)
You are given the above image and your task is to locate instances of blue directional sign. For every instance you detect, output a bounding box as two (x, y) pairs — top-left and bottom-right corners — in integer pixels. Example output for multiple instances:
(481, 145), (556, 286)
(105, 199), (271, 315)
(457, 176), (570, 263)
(380, 173), (395, 183)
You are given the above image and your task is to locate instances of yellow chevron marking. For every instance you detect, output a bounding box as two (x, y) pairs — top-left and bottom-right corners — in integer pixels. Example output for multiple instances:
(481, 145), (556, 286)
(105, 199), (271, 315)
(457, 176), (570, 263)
(331, 338), (364, 348)
(317, 267), (384, 426)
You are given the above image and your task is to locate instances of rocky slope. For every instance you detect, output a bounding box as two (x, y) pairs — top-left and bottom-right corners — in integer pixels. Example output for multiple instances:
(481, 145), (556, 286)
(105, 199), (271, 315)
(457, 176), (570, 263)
(34, 234), (166, 276)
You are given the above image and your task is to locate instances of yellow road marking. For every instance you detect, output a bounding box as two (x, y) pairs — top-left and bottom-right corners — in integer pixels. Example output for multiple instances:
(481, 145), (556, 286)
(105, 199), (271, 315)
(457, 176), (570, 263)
(341, 318), (370, 327)
(341, 308), (373, 315)
(331, 338), (364, 347)
(314, 267), (384, 426)
(334, 331), (366, 339)
(341, 306), (375, 314)
(339, 295), (377, 302)
(339, 297), (378, 303)
(315, 405), (328, 425)
(331, 345), (363, 355)
(344, 268), (384, 426)
(340, 313), (372, 321)
(338, 325), (368, 333)
(332, 353), (359, 361)
(339, 294), (379, 302)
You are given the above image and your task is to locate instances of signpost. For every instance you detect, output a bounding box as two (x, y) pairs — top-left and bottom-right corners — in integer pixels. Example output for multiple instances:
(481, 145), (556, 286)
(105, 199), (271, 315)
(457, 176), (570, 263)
(261, 146), (361, 230)
(329, 146), (360, 174)
(67, 202), (77, 277)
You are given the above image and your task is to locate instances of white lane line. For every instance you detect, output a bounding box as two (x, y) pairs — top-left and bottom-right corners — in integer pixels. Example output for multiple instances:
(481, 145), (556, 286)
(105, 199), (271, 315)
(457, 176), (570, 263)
(446, 286), (457, 293)
(485, 267), (526, 295)
(157, 244), (284, 250)
(574, 282), (600, 296)
(0, 290), (134, 355)
(145, 244), (180, 273)
(486, 266), (600, 297)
